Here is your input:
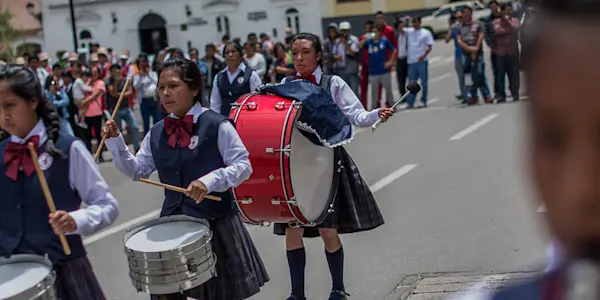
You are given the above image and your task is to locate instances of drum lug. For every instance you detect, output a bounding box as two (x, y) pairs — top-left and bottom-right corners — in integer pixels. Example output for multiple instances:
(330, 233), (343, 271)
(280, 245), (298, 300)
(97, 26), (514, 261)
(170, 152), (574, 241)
(187, 257), (198, 273)
(266, 144), (291, 156)
(337, 160), (344, 173)
(271, 197), (297, 205)
(275, 101), (287, 110)
(269, 175), (275, 181)
(236, 198), (253, 204)
(327, 203), (335, 213)
(232, 101), (258, 110)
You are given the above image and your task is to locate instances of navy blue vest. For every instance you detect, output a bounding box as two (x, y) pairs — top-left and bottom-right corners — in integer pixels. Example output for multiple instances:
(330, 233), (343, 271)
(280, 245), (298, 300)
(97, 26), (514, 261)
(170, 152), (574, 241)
(150, 111), (235, 220)
(0, 134), (86, 262)
(218, 67), (253, 116)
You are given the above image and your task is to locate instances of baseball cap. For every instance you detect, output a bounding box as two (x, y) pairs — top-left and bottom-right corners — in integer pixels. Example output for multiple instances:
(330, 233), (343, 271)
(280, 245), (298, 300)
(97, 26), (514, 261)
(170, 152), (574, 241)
(339, 21), (351, 30)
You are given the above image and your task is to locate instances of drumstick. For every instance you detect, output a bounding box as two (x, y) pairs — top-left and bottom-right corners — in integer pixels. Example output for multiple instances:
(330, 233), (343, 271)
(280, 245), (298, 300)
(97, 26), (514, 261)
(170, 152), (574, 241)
(371, 81), (422, 132)
(27, 143), (72, 256)
(138, 178), (222, 201)
(94, 77), (132, 162)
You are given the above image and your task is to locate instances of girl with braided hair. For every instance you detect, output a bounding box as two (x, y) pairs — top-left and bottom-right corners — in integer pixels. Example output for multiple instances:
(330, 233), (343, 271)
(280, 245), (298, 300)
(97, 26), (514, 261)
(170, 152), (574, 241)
(0, 64), (119, 299)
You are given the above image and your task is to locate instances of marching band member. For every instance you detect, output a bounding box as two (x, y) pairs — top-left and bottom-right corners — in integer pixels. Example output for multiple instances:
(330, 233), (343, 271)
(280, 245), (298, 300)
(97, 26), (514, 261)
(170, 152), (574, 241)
(103, 57), (269, 300)
(0, 64), (119, 299)
(209, 42), (262, 116)
(274, 32), (394, 300)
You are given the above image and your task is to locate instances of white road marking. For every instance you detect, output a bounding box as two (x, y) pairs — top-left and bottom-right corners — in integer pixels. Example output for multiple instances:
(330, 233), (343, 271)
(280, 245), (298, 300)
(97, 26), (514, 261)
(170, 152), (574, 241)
(449, 114), (499, 141)
(370, 164), (418, 193)
(537, 204), (546, 213)
(430, 73), (451, 83)
(85, 164), (419, 245)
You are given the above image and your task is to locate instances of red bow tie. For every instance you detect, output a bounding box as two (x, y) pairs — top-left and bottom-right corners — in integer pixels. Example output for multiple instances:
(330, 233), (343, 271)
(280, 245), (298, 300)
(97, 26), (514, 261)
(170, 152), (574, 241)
(294, 75), (317, 84)
(164, 115), (194, 148)
(3, 135), (40, 181)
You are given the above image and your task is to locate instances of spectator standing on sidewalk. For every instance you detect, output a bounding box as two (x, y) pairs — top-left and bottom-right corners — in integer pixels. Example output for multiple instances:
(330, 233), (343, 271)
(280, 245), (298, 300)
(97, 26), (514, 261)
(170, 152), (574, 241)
(359, 20), (374, 108)
(358, 26), (397, 110)
(399, 17), (434, 108)
(374, 11), (398, 108)
(493, 4), (521, 102)
(396, 17), (409, 97)
(106, 64), (140, 153)
(337, 21), (360, 96)
(323, 23), (340, 75)
(446, 12), (467, 102)
(483, 0), (502, 100)
(458, 6), (492, 105)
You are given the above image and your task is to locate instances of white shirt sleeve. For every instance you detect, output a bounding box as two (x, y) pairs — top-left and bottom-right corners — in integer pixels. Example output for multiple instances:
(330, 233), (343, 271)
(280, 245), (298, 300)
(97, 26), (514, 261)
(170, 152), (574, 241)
(255, 54), (267, 76)
(68, 140), (119, 236)
(197, 120), (253, 193)
(329, 75), (380, 127)
(209, 75), (222, 113)
(425, 30), (435, 46)
(249, 71), (263, 92)
(105, 131), (157, 180)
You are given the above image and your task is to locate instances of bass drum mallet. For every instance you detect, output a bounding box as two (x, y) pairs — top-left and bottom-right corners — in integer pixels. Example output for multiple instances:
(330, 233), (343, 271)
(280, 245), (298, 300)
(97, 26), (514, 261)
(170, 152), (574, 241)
(371, 80), (421, 132)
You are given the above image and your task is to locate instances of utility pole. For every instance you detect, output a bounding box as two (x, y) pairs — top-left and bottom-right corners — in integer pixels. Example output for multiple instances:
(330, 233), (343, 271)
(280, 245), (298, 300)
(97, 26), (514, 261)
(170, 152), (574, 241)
(69, 0), (78, 51)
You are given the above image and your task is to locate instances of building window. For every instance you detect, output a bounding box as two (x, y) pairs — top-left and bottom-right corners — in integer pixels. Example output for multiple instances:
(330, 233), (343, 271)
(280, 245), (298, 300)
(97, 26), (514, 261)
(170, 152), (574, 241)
(285, 8), (299, 34)
(216, 16), (230, 36)
(79, 30), (92, 40)
(224, 16), (230, 36)
(216, 16), (222, 33)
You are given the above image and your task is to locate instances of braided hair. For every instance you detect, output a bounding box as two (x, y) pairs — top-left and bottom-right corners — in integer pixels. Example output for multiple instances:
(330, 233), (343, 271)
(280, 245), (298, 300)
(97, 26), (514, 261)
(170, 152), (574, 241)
(0, 64), (64, 158)
(290, 32), (324, 67)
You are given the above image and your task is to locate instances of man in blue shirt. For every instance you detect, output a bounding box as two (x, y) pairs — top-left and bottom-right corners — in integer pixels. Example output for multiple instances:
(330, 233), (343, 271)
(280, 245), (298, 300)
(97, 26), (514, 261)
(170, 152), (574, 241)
(446, 12), (467, 102)
(358, 26), (397, 110)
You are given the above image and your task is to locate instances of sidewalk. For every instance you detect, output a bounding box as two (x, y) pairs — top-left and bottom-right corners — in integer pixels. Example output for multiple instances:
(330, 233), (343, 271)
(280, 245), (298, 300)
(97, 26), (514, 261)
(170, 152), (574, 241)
(385, 271), (539, 300)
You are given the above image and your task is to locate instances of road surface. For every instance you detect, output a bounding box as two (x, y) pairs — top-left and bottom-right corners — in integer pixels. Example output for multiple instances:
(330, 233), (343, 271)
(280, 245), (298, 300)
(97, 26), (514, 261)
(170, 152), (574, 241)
(85, 40), (548, 300)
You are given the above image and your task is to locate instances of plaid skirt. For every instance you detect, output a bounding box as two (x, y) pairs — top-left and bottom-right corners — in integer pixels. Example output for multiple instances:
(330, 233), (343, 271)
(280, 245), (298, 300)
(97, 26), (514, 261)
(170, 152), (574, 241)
(151, 211), (269, 300)
(54, 255), (106, 300)
(273, 147), (385, 238)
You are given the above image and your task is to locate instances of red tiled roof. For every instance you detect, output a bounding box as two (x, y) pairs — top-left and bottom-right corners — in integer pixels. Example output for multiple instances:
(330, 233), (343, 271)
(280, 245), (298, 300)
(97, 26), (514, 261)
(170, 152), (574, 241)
(0, 0), (42, 33)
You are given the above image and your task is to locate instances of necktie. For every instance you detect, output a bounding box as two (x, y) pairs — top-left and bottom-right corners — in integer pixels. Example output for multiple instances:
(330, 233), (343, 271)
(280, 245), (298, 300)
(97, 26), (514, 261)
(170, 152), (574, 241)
(294, 75), (317, 85)
(3, 135), (40, 181)
(164, 115), (194, 148)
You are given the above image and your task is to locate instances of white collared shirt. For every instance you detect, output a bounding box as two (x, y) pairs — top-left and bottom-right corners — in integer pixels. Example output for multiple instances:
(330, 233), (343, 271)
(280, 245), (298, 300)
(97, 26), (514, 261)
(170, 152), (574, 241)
(7, 120), (120, 236)
(105, 103), (252, 193)
(209, 63), (263, 114)
(282, 67), (380, 128)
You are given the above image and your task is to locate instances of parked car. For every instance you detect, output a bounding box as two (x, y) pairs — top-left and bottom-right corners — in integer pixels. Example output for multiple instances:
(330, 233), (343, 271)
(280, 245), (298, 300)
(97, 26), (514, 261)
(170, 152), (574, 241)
(421, 1), (490, 37)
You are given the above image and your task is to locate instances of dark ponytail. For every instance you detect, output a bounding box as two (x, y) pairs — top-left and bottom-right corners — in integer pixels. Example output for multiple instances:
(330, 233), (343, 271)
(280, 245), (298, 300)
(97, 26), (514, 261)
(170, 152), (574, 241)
(290, 32), (324, 67)
(0, 64), (63, 158)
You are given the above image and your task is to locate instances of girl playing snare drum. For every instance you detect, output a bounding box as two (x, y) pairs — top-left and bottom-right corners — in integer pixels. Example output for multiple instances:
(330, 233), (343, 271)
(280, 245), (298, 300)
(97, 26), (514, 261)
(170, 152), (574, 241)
(0, 64), (119, 299)
(103, 57), (269, 300)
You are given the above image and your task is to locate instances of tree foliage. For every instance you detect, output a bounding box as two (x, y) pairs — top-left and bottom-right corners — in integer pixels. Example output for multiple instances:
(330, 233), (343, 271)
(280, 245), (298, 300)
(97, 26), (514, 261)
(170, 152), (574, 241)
(0, 9), (22, 61)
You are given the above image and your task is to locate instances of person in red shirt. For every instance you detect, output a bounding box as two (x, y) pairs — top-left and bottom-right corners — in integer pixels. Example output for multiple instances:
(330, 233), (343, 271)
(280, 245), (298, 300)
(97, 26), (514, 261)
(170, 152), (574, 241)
(374, 11), (398, 108)
(359, 20), (373, 108)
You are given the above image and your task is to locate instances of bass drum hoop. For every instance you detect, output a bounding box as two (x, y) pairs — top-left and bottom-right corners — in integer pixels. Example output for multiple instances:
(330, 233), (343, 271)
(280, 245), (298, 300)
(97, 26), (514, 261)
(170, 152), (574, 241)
(0, 254), (57, 300)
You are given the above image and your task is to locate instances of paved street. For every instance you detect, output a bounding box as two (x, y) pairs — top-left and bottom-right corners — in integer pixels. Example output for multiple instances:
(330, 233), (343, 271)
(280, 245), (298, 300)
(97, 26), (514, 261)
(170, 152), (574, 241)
(85, 40), (548, 300)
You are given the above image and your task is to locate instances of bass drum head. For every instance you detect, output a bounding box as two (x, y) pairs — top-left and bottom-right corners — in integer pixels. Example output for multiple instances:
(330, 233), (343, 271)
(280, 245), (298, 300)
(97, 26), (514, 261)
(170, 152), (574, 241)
(289, 127), (335, 223)
(0, 255), (54, 299)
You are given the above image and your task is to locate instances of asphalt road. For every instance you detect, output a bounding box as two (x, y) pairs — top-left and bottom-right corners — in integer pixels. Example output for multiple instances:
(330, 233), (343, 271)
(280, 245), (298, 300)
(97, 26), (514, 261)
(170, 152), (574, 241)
(85, 40), (547, 300)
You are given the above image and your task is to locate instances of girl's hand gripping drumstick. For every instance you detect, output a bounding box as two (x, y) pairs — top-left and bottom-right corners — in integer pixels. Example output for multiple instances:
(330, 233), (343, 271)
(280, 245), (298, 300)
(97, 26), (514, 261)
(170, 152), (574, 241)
(27, 143), (72, 256)
(94, 77), (131, 162)
(138, 178), (222, 202)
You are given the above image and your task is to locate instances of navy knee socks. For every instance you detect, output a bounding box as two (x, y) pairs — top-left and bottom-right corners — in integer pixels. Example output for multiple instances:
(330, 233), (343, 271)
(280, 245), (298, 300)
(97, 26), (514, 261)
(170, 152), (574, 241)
(326, 246), (345, 292)
(287, 248), (306, 299)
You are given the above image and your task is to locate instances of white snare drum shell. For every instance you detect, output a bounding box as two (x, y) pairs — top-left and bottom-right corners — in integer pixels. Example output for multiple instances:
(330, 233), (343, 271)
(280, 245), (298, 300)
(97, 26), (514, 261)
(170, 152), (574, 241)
(125, 221), (210, 253)
(0, 261), (52, 299)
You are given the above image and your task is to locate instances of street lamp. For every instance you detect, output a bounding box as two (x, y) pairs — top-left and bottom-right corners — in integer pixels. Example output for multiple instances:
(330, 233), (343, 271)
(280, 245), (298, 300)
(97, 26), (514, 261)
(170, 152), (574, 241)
(68, 0), (78, 51)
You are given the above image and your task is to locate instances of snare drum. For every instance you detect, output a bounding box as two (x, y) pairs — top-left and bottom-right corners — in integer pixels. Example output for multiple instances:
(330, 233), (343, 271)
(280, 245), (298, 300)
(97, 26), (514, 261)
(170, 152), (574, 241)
(230, 93), (340, 226)
(0, 254), (56, 300)
(123, 215), (217, 295)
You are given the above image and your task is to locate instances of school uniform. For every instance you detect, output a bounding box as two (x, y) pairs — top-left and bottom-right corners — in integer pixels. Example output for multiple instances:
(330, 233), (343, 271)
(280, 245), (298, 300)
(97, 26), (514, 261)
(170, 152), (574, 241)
(273, 66), (385, 238)
(0, 120), (120, 299)
(105, 103), (269, 300)
(209, 63), (263, 116)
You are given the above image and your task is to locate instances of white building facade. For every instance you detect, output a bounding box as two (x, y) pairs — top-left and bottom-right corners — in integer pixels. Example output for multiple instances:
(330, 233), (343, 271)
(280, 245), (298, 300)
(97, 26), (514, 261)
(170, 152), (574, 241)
(40, 0), (322, 60)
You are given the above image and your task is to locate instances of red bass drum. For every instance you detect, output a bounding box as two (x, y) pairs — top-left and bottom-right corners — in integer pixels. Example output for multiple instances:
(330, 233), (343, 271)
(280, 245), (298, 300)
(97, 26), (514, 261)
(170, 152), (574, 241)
(230, 93), (340, 226)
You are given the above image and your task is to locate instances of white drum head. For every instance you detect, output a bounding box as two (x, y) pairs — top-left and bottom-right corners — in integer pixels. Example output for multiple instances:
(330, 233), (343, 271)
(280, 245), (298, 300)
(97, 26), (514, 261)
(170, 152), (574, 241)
(0, 261), (51, 299)
(125, 221), (210, 252)
(289, 127), (335, 222)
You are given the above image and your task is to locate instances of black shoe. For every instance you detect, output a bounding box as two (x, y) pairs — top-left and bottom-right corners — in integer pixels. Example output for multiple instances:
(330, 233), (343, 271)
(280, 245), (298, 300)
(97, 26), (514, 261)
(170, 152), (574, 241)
(286, 295), (306, 300)
(329, 290), (350, 300)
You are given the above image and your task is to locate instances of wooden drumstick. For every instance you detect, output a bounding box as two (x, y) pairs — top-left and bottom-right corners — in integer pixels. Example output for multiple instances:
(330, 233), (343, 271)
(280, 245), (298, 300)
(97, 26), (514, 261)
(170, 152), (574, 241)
(138, 178), (222, 201)
(94, 77), (132, 162)
(27, 143), (72, 256)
